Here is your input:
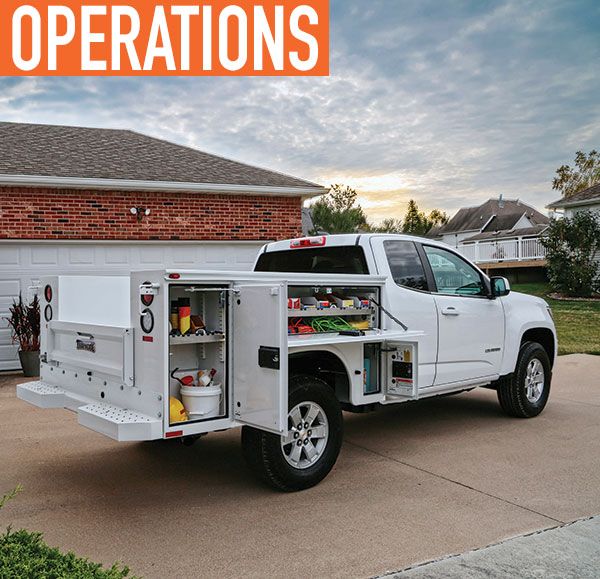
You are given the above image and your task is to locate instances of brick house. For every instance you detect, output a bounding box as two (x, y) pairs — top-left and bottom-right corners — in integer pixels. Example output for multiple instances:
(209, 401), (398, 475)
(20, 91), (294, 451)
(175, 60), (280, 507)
(0, 121), (325, 369)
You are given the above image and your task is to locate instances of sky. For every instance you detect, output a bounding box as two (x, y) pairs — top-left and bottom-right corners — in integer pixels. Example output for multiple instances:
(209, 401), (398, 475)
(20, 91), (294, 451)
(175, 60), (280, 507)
(0, 0), (598, 223)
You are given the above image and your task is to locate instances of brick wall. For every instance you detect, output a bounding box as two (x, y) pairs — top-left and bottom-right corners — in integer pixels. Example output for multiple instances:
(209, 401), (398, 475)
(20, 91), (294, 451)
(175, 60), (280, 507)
(0, 187), (302, 241)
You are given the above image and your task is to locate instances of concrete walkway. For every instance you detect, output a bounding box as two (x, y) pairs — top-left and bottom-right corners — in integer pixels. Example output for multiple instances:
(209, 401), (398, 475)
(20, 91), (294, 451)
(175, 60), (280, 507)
(387, 516), (600, 578)
(1, 354), (599, 578)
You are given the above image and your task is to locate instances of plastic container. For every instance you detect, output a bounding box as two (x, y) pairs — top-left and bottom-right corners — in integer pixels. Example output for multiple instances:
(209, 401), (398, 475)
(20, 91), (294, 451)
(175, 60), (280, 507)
(180, 384), (222, 418)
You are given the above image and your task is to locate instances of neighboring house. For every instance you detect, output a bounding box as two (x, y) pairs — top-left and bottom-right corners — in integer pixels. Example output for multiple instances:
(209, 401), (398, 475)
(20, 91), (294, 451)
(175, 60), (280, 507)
(0, 121), (325, 369)
(547, 182), (600, 217)
(547, 182), (600, 281)
(430, 196), (549, 249)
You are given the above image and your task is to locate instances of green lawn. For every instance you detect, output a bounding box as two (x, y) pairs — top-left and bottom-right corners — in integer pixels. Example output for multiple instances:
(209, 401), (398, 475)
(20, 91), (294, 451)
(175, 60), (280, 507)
(512, 283), (600, 356)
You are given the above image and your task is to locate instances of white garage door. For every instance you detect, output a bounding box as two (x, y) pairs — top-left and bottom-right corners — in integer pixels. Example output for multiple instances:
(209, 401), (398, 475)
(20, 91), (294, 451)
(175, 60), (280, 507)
(0, 241), (264, 370)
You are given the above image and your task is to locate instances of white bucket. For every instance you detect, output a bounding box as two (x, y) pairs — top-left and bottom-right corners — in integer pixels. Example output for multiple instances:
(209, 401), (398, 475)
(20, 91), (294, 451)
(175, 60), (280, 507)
(180, 384), (222, 418)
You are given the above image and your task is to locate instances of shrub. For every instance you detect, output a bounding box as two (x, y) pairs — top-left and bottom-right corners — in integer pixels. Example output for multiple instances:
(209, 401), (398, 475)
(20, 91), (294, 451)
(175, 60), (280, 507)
(5, 294), (40, 352)
(541, 210), (600, 297)
(0, 486), (134, 578)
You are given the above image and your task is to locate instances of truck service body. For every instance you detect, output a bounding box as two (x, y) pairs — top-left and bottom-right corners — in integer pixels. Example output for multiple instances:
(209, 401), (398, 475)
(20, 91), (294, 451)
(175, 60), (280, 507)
(18, 234), (557, 490)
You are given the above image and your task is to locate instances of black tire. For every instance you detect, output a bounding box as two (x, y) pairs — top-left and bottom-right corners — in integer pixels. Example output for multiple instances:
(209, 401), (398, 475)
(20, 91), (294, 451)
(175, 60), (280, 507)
(497, 342), (552, 418)
(241, 374), (343, 492)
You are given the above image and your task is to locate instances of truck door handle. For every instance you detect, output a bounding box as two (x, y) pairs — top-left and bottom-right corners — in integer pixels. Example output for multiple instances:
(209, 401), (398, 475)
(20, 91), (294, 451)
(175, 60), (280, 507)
(441, 306), (459, 316)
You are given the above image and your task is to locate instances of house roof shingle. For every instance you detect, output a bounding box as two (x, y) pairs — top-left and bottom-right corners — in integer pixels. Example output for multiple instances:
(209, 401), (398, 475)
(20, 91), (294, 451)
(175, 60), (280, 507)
(547, 182), (600, 209)
(433, 198), (549, 235)
(462, 224), (549, 242)
(0, 121), (325, 194)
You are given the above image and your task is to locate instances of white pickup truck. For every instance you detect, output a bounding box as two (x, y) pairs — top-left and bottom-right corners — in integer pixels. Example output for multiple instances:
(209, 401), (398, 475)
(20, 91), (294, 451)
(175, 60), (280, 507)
(17, 234), (556, 491)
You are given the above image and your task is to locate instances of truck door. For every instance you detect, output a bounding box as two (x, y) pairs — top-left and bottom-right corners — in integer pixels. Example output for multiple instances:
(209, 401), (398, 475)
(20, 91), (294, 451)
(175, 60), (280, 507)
(420, 244), (505, 385)
(233, 282), (287, 434)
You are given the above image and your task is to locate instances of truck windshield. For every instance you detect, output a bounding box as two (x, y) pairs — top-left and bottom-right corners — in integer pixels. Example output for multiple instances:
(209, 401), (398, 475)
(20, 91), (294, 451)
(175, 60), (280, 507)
(255, 246), (369, 274)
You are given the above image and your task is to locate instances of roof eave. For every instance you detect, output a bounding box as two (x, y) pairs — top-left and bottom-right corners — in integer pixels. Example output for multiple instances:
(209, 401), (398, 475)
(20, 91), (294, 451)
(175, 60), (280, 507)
(0, 174), (326, 197)
(547, 197), (600, 209)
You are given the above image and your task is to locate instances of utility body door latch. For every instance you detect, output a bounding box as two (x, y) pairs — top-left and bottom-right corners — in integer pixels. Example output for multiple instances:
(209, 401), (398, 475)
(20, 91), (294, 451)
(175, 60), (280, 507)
(258, 346), (280, 370)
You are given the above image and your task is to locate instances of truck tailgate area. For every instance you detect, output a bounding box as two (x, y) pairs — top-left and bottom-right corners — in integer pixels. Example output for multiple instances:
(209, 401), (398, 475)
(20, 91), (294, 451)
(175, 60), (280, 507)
(17, 380), (162, 441)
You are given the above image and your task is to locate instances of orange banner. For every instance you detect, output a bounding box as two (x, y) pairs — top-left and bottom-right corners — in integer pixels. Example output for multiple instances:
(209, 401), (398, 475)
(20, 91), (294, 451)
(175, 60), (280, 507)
(0, 0), (329, 76)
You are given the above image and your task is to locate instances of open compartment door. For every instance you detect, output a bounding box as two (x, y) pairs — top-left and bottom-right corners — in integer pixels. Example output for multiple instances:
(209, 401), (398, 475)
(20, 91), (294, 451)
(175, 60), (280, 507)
(233, 282), (287, 434)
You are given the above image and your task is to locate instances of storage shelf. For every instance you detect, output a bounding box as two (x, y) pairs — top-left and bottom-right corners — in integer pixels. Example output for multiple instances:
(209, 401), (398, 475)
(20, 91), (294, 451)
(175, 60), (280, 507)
(169, 333), (225, 346)
(288, 308), (373, 318)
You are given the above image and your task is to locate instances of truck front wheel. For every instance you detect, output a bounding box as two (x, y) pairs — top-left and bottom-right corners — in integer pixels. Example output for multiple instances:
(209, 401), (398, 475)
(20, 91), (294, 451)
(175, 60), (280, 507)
(241, 375), (343, 491)
(497, 342), (551, 418)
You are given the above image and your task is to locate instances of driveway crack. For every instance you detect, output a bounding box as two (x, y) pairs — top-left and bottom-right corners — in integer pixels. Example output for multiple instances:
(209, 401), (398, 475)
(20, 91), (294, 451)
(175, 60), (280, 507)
(345, 439), (565, 525)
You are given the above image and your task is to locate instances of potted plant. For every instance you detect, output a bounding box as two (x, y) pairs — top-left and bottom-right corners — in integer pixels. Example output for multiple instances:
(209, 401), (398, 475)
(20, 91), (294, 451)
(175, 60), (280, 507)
(6, 294), (40, 377)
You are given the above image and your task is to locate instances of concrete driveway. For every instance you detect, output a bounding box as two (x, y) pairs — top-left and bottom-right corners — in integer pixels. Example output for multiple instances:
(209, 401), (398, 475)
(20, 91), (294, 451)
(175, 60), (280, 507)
(1, 354), (599, 578)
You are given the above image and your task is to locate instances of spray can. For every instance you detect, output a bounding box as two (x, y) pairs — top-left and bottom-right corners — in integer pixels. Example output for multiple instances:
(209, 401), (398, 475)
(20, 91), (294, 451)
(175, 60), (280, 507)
(178, 298), (191, 335)
(169, 302), (179, 332)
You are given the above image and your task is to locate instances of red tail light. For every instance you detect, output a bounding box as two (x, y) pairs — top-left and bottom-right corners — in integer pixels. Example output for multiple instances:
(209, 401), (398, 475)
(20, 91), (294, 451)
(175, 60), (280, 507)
(290, 236), (326, 249)
(44, 284), (52, 302)
(166, 430), (183, 438)
(168, 273), (181, 279)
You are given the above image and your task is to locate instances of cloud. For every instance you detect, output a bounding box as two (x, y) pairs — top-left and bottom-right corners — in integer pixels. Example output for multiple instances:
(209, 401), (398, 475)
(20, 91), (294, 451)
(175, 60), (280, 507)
(0, 0), (598, 222)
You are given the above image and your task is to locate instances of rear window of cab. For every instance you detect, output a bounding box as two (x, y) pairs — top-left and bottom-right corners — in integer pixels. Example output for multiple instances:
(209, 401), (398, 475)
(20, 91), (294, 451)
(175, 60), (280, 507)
(255, 246), (369, 274)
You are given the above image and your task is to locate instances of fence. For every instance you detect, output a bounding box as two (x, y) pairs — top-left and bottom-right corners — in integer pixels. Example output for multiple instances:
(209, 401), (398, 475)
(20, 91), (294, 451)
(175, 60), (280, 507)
(457, 236), (546, 264)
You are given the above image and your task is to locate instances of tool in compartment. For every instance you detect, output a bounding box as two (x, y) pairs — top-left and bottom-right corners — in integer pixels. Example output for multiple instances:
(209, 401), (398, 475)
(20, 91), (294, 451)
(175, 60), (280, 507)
(198, 368), (217, 387)
(310, 317), (354, 333)
(288, 318), (316, 334)
(170, 368), (195, 386)
(169, 302), (179, 332)
(178, 298), (191, 335)
(190, 315), (205, 333)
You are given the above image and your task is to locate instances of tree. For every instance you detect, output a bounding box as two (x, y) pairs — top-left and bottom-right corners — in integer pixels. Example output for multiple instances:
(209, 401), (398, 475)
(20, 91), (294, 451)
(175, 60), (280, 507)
(371, 218), (404, 233)
(541, 210), (600, 297)
(310, 184), (369, 234)
(552, 150), (600, 198)
(401, 200), (449, 235)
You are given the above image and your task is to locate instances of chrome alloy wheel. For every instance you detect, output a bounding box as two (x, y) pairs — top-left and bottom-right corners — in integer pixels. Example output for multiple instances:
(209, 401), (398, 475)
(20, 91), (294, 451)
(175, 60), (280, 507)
(525, 358), (545, 403)
(281, 401), (329, 470)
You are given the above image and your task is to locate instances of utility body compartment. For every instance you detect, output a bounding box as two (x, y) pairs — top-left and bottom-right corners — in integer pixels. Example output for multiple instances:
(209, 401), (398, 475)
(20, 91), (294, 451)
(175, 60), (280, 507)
(18, 270), (422, 442)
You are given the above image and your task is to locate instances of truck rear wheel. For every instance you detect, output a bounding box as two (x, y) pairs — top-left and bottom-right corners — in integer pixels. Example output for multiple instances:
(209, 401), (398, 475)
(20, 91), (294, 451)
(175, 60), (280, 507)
(497, 342), (551, 418)
(241, 375), (343, 491)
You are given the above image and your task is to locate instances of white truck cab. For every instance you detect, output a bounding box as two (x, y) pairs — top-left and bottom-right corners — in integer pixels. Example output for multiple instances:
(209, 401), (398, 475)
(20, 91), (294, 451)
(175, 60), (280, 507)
(17, 234), (556, 491)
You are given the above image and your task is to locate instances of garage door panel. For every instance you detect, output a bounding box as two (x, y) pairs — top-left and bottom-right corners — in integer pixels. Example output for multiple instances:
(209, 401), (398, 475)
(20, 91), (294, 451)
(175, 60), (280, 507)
(139, 247), (164, 265)
(68, 247), (95, 265)
(104, 246), (129, 265)
(31, 247), (59, 265)
(0, 247), (20, 267)
(206, 246), (230, 265)
(0, 241), (262, 370)
(171, 246), (198, 265)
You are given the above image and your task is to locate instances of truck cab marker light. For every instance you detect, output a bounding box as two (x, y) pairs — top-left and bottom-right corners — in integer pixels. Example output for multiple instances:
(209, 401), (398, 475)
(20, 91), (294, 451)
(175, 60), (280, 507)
(168, 273), (181, 279)
(44, 284), (52, 302)
(290, 236), (326, 249)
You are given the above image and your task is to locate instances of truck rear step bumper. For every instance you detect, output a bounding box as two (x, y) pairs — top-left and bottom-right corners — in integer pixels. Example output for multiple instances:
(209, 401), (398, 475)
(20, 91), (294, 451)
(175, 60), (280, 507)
(17, 381), (162, 442)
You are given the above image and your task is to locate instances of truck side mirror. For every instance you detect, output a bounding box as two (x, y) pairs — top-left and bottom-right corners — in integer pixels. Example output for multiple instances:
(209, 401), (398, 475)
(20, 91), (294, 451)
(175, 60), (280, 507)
(490, 276), (511, 298)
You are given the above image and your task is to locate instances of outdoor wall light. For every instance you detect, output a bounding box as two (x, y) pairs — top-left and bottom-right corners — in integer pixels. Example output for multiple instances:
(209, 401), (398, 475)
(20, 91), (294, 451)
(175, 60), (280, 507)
(130, 207), (151, 222)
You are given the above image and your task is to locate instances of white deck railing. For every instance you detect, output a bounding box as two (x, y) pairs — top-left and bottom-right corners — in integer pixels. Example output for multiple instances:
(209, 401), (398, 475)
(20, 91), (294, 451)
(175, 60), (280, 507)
(456, 236), (546, 264)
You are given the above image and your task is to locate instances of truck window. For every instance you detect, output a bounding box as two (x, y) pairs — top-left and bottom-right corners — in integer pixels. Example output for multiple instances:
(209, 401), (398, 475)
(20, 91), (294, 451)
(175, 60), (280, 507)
(423, 245), (486, 296)
(383, 240), (429, 291)
(255, 246), (369, 274)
